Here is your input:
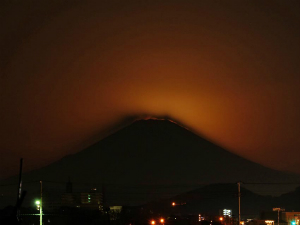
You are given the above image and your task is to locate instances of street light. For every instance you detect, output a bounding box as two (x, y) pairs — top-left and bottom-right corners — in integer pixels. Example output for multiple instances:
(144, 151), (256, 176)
(160, 218), (165, 224)
(151, 220), (156, 225)
(35, 199), (42, 225)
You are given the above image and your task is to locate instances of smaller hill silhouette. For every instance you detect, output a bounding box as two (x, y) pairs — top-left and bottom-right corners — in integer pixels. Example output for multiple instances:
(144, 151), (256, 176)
(141, 183), (300, 218)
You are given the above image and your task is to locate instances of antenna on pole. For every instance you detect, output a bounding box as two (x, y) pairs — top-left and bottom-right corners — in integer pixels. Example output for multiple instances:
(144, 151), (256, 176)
(237, 181), (241, 225)
(16, 158), (23, 221)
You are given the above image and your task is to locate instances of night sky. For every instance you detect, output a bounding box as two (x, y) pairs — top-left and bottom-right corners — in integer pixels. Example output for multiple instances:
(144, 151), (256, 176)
(0, 0), (299, 179)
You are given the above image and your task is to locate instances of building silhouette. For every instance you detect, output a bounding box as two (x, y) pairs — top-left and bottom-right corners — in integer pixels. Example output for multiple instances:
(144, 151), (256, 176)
(61, 181), (103, 210)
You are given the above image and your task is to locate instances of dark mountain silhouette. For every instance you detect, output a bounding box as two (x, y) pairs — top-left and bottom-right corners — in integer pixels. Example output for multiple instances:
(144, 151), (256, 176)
(1, 119), (300, 207)
(20, 119), (300, 183)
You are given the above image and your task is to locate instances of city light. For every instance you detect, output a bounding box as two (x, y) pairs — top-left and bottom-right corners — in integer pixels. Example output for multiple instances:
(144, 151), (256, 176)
(160, 218), (164, 223)
(35, 200), (41, 210)
(172, 202), (176, 206)
(151, 220), (155, 225)
(35, 197), (43, 225)
(223, 209), (232, 218)
(220, 217), (223, 221)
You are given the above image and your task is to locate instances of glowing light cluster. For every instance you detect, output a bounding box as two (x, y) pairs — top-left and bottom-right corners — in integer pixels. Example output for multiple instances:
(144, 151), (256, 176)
(150, 218), (165, 224)
(223, 209), (232, 217)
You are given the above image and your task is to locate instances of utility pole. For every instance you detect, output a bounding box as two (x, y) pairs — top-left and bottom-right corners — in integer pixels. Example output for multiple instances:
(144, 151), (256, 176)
(272, 208), (282, 225)
(16, 158), (23, 221)
(40, 180), (43, 225)
(238, 181), (241, 225)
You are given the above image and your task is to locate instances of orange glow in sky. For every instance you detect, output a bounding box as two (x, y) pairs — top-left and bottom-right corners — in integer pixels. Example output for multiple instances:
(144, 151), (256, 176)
(0, 0), (299, 178)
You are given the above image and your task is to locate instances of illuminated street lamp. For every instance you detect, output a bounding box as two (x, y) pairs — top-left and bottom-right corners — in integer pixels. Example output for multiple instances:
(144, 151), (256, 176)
(172, 202), (176, 206)
(35, 199), (42, 225)
(151, 220), (156, 225)
(160, 218), (165, 224)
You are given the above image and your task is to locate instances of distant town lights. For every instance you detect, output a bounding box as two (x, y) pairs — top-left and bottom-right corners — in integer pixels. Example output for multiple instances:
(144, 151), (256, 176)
(223, 209), (232, 217)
